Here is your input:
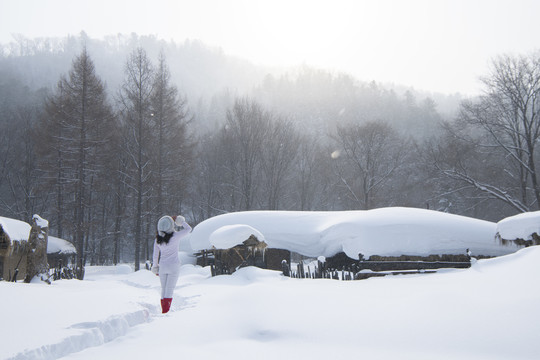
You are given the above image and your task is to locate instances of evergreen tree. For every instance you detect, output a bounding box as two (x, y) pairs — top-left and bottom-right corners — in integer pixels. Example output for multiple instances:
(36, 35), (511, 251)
(39, 48), (115, 279)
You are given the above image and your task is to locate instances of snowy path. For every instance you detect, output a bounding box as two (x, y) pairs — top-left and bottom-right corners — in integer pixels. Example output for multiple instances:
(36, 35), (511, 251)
(3, 248), (540, 360)
(1, 266), (160, 360)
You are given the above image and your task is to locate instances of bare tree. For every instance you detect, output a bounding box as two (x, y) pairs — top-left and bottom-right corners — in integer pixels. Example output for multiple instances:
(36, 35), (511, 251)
(440, 52), (540, 212)
(333, 121), (407, 209)
(118, 47), (154, 271)
(293, 134), (329, 210)
(260, 116), (300, 210)
(192, 132), (228, 220)
(3, 105), (45, 221)
(150, 52), (191, 217)
(223, 98), (270, 211)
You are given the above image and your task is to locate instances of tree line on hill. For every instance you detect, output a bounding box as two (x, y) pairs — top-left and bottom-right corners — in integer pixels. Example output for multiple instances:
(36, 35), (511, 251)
(0, 34), (538, 277)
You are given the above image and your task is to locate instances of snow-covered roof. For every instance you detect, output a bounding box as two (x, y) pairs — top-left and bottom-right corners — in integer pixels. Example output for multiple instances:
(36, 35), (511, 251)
(0, 216), (31, 243)
(496, 211), (540, 241)
(47, 236), (76, 254)
(189, 207), (519, 258)
(209, 224), (266, 249)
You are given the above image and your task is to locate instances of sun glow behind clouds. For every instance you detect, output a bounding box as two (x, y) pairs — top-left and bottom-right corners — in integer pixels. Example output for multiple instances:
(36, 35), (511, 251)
(2, 0), (540, 94)
(165, 0), (486, 92)
(166, 0), (358, 67)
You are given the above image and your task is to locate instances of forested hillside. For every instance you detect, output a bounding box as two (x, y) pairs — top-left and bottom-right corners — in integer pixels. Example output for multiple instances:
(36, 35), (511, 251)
(1, 33), (536, 271)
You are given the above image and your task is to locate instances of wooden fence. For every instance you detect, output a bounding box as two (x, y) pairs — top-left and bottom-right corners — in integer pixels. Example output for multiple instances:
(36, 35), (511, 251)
(283, 259), (471, 280)
(198, 248), (472, 281)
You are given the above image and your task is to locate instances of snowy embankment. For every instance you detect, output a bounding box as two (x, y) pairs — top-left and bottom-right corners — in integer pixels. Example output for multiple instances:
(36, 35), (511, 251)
(2, 247), (540, 360)
(189, 207), (519, 258)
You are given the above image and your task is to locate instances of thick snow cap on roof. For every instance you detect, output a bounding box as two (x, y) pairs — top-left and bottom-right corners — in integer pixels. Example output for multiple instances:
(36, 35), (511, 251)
(47, 236), (76, 254)
(209, 224), (265, 249)
(189, 207), (519, 258)
(496, 211), (540, 241)
(0, 216), (31, 243)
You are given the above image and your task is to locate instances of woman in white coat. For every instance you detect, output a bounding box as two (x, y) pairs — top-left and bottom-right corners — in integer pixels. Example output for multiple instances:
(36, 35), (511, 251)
(151, 215), (192, 313)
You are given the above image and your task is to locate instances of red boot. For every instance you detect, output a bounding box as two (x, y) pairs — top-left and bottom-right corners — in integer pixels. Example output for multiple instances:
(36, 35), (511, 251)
(163, 298), (173, 313)
(160, 298), (167, 313)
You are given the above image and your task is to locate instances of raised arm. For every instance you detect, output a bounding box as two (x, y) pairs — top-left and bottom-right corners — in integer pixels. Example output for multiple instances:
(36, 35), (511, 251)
(177, 220), (192, 236)
(174, 215), (192, 236)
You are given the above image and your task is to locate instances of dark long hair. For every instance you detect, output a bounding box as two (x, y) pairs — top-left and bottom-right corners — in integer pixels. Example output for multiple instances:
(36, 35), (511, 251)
(156, 231), (173, 245)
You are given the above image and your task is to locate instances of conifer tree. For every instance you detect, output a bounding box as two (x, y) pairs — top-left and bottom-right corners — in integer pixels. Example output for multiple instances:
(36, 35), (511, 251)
(40, 48), (115, 279)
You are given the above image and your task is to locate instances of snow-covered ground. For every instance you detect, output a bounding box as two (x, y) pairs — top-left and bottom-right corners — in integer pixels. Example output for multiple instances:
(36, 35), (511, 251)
(1, 208), (538, 359)
(2, 246), (540, 360)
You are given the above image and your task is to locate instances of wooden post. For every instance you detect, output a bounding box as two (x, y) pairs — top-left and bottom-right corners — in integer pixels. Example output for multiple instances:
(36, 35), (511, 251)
(281, 260), (290, 277)
(298, 263), (305, 278)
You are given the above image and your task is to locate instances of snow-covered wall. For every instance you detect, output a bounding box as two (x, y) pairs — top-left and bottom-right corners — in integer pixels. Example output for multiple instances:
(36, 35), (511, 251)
(189, 207), (519, 259)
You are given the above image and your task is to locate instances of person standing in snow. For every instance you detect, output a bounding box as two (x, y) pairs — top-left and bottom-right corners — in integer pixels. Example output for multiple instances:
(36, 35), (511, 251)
(151, 215), (192, 313)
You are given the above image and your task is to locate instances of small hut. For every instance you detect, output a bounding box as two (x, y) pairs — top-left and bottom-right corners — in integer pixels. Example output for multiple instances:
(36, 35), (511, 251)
(196, 224), (291, 275)
(47, 236), (76, 269)
(0, 217), (31, 281)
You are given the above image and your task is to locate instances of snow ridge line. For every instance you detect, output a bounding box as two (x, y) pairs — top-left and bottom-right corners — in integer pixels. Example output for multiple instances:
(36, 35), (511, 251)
(7, 307), (153, 360)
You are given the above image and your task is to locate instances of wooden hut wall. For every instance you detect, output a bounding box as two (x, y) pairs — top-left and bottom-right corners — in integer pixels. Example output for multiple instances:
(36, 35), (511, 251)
(1, 250), (27, 281)
(265, 248), (291, 271)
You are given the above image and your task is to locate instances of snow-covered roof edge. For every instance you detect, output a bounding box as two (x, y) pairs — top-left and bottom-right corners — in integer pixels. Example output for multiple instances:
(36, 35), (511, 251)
(47, 236), (76, 254)
(496, 211), (540, 242)
(0, 216), (31, 243)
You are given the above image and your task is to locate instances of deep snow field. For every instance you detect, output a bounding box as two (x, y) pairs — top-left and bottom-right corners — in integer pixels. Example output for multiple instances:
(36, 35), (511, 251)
(2, 246), (540, 360)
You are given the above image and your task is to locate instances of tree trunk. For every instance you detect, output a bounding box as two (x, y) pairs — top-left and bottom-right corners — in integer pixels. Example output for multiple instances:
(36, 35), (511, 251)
(24, 215), (49, 283)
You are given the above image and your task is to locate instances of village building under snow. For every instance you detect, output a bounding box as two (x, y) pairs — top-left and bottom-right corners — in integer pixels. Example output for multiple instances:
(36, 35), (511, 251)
(0, 217), (31, 281)
(188, 207), (525, 277)
(0, 215), (75, 281)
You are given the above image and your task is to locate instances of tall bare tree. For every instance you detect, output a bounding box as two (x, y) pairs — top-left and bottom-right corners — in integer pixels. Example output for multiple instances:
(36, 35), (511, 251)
(118, 47), (154, 271)
(223, 98), (270, 211)
(150, 52), (191, 217)
(440, 52), (540, 212)
(334, 121), (407, 209)
(3, 105), (44, 221)
(260, 116), (300, 210)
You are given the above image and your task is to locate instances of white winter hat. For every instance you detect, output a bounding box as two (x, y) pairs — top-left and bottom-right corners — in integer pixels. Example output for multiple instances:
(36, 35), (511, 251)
(157, 216), (175, 236)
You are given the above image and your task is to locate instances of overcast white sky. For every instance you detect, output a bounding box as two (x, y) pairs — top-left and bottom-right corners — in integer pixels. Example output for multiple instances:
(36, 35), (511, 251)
(1, 0), (539, 95)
